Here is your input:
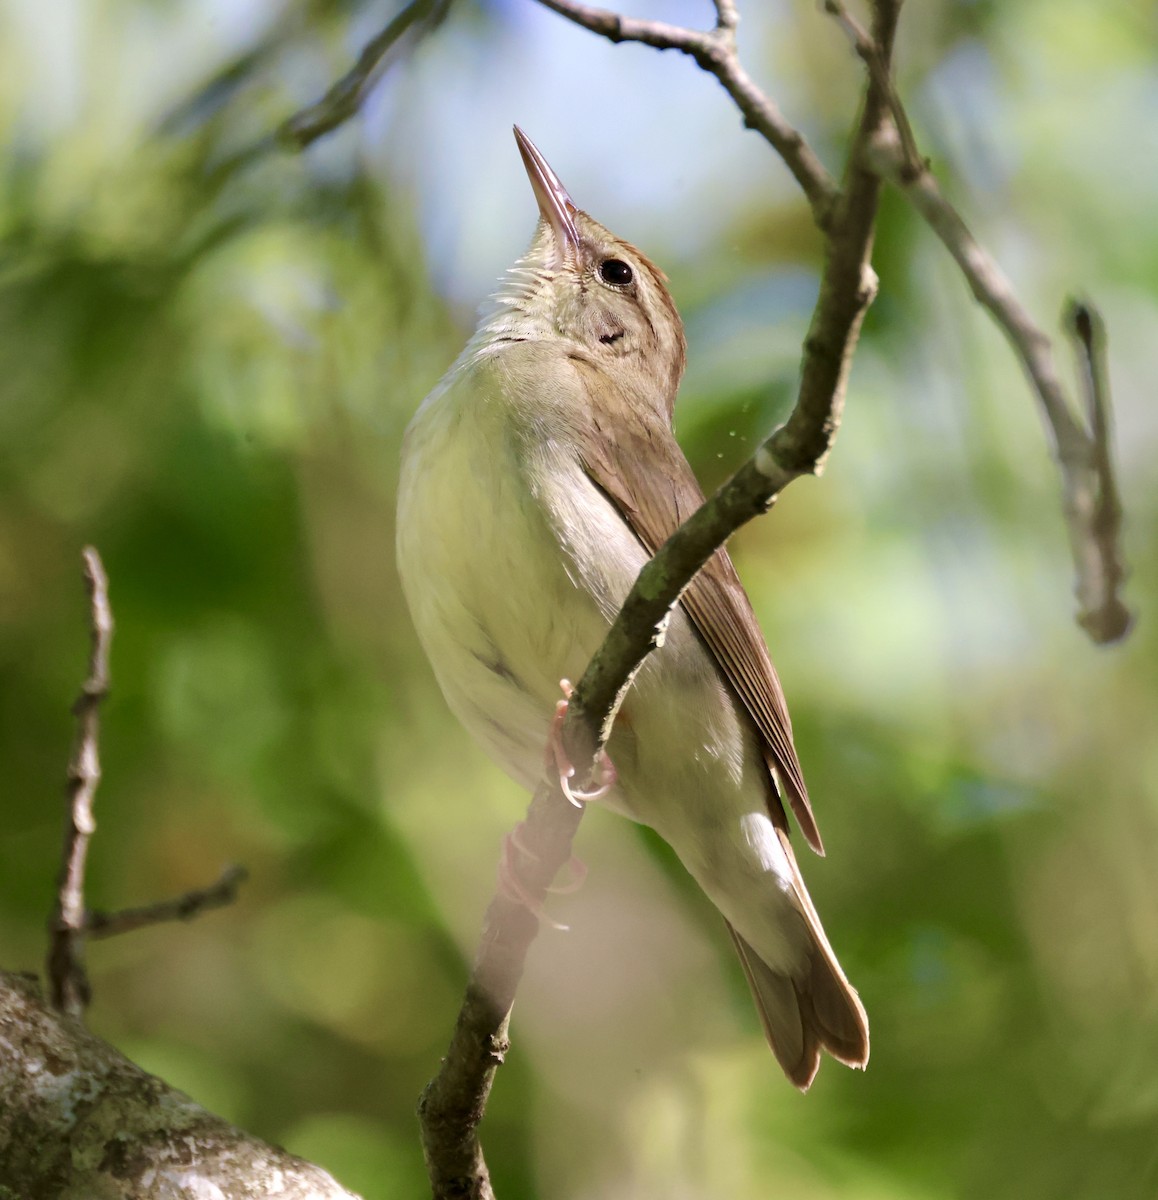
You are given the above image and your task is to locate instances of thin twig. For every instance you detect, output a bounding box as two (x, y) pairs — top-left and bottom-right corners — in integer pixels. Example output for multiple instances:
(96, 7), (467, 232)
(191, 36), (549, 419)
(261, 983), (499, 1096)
(860, 121), (1131, 642)
(534, 0), (839, 225)
(418, 5), (901, 1192)
(278, 0), (836, 218)
(830, 1), (1130, 641)
(44, 554), (253, 1020)
(1065, 301), (1130, 641)
(824, 0), (922, 172)
(419, 787), (580, 1200)
(46, 547), (113, 1018)
(712, 0), (739, 32)
(85, 866), (249, 940)
(278, 0), (453, 150)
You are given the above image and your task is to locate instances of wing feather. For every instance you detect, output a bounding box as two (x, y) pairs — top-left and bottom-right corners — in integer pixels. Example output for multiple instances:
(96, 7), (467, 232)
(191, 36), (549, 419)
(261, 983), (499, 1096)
(576, 411), (824, 854)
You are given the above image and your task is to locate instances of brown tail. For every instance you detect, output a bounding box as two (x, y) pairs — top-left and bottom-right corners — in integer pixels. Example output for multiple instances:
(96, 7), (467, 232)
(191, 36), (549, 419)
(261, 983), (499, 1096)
(726, 922), (869, 1091)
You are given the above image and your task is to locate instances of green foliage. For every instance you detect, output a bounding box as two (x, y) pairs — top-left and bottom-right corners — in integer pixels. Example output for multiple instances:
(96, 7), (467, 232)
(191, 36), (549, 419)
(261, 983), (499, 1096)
(2, 1), (1156, 1196)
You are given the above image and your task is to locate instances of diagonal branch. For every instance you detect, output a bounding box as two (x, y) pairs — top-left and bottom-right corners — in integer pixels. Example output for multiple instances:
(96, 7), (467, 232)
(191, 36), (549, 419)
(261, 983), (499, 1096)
(277, 0), (837, 222)
(278, 0), (453, 150)
(824, 0), (921, 169)
(828, 1), (1131, 642)
(535, 0), (839, 225)
(1, 970), (362, 1199)
(84, 865), (249, 940)
(418, 6), (901, 1194)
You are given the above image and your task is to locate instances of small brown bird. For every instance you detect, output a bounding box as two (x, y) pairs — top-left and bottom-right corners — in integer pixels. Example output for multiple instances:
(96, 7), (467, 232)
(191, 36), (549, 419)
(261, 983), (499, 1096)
(396, 127), (868, 1088)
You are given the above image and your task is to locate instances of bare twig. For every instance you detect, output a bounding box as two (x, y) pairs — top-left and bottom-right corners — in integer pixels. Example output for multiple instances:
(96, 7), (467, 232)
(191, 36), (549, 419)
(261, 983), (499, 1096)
(827, 1), (1130, 642)
(824, 0), (922, 171)
(859, 121), (1130, 642)
(1066, 301), (1130, 640)
(418, 5), (901, 1193)
(534, 0), (838, 225)
(277, 0), (837, 219)
(46, 547), (113, 1018)
(85, 865), (249, 940)
(44, 552), (252, 1020)
(278, 0), (453, 150)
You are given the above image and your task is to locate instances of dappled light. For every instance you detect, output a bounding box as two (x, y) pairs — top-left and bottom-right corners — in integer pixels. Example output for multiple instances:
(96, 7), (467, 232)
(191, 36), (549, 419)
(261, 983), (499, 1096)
(1, 1), (1156, 1196)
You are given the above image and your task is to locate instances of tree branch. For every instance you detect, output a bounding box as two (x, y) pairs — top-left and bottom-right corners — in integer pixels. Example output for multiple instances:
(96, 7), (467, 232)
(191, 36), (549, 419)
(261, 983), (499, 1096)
(84, 865), (249, 940)
(46, 546), (113, 1018)
(11, 558), (316, 1194)
(824, 0), (921, 169)
(535, 0), (839, 226)
(830, 4), (1131, 642)
(418, 6), (901, 1194)
(1066, 301), (1129, 640)
(0, 970), (362, 1200)
(278, 0), (453, 150)
(45, 550), (250, 1023)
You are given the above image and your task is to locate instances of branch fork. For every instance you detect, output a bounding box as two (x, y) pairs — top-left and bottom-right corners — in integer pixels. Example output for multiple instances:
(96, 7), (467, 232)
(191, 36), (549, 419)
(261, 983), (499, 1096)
(45, 549), (248, 1022)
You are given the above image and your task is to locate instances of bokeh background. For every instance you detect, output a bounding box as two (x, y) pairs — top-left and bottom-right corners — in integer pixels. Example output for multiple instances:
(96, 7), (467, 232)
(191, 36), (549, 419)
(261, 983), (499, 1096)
(2, 0), (1157, 1196)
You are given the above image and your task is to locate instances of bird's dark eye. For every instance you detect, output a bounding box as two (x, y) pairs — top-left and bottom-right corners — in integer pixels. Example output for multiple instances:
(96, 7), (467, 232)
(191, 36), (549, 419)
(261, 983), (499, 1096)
(599, 258), (634, 287)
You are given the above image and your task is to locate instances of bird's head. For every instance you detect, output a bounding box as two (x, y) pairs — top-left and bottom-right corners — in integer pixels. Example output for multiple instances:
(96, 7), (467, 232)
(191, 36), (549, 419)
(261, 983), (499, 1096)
(491, 126), (687, 412)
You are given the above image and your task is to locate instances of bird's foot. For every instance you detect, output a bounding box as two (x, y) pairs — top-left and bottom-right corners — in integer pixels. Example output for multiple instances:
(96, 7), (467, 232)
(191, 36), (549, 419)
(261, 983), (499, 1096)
(546, 679), (617, 806)
(497, 820), (587, 930)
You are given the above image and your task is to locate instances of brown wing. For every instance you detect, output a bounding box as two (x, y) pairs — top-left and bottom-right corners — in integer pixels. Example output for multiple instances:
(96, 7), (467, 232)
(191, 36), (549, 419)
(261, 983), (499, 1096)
(578, 412), (824, 855)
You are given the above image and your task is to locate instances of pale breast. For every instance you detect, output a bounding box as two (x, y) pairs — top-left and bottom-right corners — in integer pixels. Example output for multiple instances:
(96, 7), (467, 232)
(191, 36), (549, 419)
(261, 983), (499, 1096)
(396, 360), (615, 788)
(396, 348), (813, 972)
(400, 349), (745, 808)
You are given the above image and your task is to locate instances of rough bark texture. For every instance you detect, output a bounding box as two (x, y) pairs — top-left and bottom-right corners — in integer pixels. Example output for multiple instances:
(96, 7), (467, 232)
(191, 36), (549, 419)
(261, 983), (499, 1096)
(0, 970), (361, 1200)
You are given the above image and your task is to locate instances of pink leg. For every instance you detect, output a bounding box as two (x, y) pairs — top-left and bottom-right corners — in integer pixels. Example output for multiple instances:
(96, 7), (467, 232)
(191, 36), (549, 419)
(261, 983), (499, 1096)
(497, 825), (567, 929)
(546, 680), (618, 806)
(546, 854), (588, 895)
(496, 821), (589, 928)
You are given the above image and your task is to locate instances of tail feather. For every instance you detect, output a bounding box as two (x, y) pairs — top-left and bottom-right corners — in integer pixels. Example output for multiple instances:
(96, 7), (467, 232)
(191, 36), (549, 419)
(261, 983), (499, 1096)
(804, 944), (870, 1068)
(726, 920), (869, 1091)
(727, 923), (819, 1088)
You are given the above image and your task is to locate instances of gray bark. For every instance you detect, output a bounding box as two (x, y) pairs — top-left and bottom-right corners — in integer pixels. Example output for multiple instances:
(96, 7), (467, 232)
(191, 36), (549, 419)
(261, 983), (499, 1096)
(0, 970), (361, 1200)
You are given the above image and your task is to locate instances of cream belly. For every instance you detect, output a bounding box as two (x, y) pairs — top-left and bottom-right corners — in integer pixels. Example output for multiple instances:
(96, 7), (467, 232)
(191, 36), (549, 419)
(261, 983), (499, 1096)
(397, 366), (613, 793)
(396, 356), (811, 976)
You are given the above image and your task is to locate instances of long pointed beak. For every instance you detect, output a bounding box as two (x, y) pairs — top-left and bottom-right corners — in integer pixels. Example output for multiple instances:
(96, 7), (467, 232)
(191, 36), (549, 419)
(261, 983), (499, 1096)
(513, 125), (581, 257)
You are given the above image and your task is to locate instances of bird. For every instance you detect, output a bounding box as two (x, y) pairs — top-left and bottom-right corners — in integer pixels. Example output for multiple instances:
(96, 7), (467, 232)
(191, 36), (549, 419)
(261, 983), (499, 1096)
(396, 126), (868, 1089)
